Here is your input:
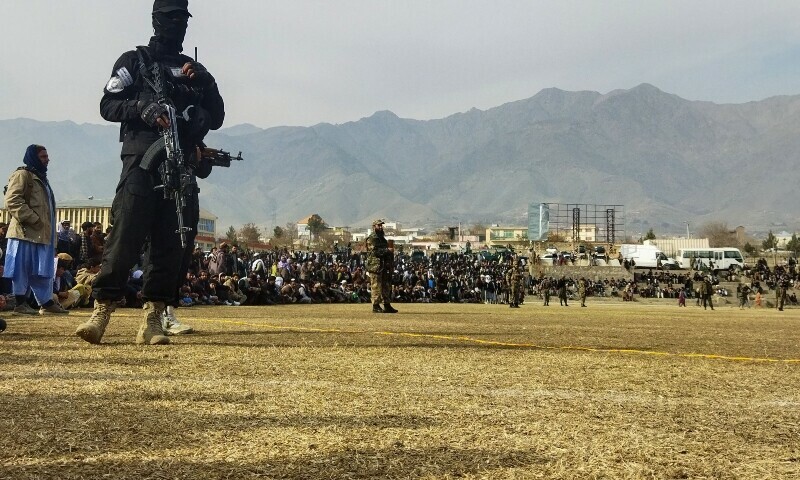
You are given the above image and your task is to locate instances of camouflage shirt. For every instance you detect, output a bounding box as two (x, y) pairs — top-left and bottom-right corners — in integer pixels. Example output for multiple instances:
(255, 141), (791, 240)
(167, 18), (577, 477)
(366, 233), (392, 273)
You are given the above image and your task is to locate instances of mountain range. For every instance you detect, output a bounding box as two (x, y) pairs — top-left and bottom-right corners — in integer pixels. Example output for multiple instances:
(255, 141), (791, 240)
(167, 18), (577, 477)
(1, 83), (798, 236)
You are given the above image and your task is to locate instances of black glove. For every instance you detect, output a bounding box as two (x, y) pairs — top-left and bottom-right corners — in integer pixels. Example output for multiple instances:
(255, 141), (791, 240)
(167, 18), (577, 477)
(186, 106), (212, 139)
(183, 62), (216, 88)
(190, 146), (213, 179)
(137, 100), (167, 127)
(194, 157), (213, 179)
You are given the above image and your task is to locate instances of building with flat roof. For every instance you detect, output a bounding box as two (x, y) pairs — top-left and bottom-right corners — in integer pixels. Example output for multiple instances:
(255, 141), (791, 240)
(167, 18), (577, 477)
(1, 198), (219, 250)
(194, 208), (219, 251)
(485, 225), (528, 248)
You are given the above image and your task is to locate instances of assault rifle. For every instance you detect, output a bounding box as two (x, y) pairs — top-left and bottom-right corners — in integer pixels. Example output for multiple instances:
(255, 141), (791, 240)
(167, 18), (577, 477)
(154, 103), (193, 249)
(140, 116), (245, 249)
(134, 51), (194, 249)
(136, 48), (244, 248)
(200, 147), (243, 167)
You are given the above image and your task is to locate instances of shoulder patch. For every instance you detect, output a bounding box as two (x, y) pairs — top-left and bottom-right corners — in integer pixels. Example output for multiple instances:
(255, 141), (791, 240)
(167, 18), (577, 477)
(105, 76), (124, 93)
(105, 67), (134, 93)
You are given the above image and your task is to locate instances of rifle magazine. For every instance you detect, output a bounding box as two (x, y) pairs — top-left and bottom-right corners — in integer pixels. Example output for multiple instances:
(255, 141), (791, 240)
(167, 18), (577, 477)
(140, 137), (168, 172)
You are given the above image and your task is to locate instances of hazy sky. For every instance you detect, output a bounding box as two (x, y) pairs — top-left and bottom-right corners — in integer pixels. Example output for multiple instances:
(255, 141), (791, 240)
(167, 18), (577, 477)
(2, 1), (798, 128)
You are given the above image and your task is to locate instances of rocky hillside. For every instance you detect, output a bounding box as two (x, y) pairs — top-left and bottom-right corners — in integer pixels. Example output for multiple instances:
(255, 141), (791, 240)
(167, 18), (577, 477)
(1, 84), (798, 233)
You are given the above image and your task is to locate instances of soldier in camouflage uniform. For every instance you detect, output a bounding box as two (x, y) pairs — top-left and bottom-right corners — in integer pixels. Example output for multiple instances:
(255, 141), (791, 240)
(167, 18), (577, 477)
(506, 259), (522, 308)
(365, 219), (397, 314)
(504, 268), (512, 306)
(776, 275), (789, 311)
(541, 277), (551, 306)
(578, 277), (588, 307)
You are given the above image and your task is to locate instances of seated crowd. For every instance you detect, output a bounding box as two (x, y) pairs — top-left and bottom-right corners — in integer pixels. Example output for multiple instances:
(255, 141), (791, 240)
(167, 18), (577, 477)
(0, 220), (105, 311)
(0, 219), (796, 310)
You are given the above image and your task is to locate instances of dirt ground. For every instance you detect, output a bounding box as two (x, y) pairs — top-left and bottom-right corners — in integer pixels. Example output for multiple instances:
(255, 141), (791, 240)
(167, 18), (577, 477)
(1, 302), (799, 479)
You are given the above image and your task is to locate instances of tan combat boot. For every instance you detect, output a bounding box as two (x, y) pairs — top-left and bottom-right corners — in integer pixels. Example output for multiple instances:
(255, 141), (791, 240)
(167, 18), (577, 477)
(74, 299), (116, 344)
(136, 301), (170, 345)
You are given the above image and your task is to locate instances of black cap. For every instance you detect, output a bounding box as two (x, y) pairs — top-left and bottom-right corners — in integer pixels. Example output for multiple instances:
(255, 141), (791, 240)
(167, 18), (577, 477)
(153, 0), (192, 17)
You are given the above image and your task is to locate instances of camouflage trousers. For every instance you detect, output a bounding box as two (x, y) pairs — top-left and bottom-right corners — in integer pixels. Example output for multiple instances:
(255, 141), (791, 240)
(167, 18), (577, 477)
(370, 272), (392, 304)
(510, 285), (520, 305)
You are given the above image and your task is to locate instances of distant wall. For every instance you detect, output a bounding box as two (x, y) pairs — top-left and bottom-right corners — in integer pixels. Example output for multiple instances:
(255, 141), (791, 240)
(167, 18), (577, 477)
(530, 265), (633, 281)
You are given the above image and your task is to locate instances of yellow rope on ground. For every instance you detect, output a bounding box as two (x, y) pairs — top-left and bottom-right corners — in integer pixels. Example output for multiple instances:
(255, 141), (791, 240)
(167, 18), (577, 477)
(205, 318), (800, 364)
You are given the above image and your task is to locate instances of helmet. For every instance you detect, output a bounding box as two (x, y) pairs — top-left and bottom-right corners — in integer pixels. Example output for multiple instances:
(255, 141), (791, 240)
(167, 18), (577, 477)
(372, 218), (385, 227)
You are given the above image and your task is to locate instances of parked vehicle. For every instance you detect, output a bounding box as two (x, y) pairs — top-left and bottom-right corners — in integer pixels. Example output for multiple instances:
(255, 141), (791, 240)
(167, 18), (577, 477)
(539, 253), (556, 265)
(677, 247), (744, 272)
(478, 250), (499, 262)
(620, 244), (678, 269)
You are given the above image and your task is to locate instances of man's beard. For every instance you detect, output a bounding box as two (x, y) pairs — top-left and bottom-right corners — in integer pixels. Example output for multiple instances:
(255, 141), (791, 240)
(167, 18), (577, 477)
(375, 230), (385, 238)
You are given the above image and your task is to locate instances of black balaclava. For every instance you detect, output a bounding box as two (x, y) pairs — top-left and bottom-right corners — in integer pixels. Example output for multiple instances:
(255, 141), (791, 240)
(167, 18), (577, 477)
(150, 11), (189, 57)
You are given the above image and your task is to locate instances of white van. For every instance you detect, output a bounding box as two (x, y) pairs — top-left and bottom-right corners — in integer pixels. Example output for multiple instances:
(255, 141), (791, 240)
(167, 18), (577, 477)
(620, 244), (678, 269)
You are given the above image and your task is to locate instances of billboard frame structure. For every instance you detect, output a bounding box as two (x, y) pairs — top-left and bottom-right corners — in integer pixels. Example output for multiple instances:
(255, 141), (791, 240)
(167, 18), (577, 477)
(545, 203), (626, 245)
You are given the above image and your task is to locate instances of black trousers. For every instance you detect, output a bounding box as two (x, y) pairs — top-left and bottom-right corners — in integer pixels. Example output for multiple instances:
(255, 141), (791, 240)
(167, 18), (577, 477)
(94, 155), (199, 304)
(702, 294), (714, 310)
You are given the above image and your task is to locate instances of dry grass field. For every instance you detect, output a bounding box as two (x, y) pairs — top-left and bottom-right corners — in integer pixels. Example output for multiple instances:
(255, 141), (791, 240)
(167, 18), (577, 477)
(1, 301), (799, 479)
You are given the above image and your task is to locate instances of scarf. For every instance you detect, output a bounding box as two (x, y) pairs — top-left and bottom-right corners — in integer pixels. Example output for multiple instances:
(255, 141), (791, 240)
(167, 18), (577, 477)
(22, 144), (55, 223)
(22, 144), (49, 186)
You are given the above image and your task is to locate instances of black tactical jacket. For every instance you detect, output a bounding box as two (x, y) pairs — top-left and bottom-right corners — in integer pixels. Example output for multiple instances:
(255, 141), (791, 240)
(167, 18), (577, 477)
(100, 46), (225, 156)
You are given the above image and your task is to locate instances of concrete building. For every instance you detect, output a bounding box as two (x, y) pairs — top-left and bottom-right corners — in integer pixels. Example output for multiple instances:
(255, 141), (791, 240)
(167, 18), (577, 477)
(194, 207), (219, 251)
(577, 225), (597, 242)
(1, 199), (219, 251)
(297, 215), (313, 239)
(775, 231), (796, 249)
(296, 214), (329, 240)
(485, 225), (528, 248)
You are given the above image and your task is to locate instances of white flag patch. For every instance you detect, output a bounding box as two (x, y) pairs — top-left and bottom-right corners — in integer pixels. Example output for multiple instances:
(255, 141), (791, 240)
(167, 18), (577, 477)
(116, 67), (133, 87)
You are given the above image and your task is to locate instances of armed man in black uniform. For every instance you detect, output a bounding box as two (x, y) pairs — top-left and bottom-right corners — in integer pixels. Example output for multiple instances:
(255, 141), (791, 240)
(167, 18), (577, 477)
(75, 0), (224, 345)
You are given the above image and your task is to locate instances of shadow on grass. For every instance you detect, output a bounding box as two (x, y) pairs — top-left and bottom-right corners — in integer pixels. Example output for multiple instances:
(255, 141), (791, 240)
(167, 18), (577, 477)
(1, 445), (547, 479)
(3, 398), (482, 476)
